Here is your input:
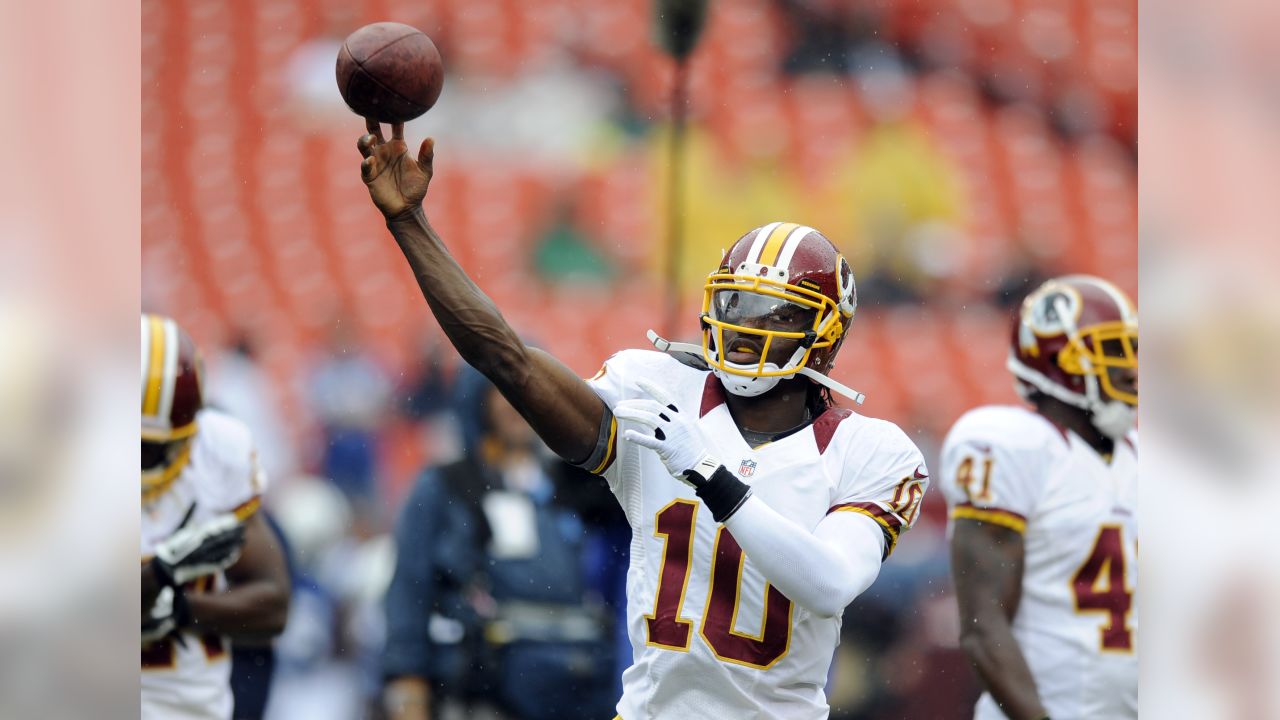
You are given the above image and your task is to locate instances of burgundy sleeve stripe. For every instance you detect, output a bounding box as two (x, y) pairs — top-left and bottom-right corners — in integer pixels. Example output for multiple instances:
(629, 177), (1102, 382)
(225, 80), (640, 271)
(827, 501), (904, 529)
(828, 502), (904, 557)
(950, 503), (1027, 533)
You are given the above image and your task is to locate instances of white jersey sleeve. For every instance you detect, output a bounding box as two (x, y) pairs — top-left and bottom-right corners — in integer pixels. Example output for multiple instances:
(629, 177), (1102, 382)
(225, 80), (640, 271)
(826, 415), (930, 558)
(939, 405), (1058, 533)
(190, 409), (267, 521)
(583, 349), (692, 488)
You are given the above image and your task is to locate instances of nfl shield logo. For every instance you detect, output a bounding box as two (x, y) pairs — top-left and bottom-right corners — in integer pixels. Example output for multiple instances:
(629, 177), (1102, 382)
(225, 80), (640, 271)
(739, 459), (757, 477)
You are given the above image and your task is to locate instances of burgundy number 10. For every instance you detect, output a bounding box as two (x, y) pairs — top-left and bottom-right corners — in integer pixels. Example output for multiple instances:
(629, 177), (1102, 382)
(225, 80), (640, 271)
(645, 500), (792, 669)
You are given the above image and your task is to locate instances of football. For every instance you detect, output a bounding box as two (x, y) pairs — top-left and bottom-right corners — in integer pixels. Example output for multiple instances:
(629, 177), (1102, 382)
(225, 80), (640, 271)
(335, 22), (444, 123)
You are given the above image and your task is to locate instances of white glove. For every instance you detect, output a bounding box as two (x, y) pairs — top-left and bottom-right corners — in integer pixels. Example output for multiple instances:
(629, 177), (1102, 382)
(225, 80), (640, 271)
(142, 586), (179, 645)
(614, 379), (719, 486)
(152, 512), (246, 587)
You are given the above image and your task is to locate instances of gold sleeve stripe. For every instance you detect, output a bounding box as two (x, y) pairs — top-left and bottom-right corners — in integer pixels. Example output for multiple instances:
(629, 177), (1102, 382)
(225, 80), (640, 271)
(827, 501), (904, 528)
(590, 416), (618, 475)
(142, 315), (167, 416)
(951, 505), (1027, 533)
(757, 221), (800, 266)
(232, 496), (262, 522)
(829, 505), (902, 556)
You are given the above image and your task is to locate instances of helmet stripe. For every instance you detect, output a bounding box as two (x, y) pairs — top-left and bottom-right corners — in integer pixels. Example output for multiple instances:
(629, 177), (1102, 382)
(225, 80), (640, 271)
(773, 224), (815, 270)
(757, 222), (800, 266)
(157, 318), (179, 422)
(745, 221), (783, 264)
(140, 316), (151, 401)
(142, 315), (166, 416)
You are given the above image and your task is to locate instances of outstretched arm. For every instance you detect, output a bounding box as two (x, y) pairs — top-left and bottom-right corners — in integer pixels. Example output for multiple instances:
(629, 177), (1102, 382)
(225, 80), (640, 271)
(357, 121), (604, 464)
(951, 518), (1048, 720)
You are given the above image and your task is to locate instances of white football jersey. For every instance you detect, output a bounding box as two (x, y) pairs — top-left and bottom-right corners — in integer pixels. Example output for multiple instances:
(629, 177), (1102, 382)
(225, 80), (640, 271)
(141, 409), (266, 720)
(588, 350), (928, 720)
(940, 405), (1138, 720)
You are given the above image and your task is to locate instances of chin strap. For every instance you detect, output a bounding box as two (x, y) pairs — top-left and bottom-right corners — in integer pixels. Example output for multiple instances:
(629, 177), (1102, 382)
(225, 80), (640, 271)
(796, 367), (866, 405)
(647, 330), (866, 405)
(647, 329), (709, 370)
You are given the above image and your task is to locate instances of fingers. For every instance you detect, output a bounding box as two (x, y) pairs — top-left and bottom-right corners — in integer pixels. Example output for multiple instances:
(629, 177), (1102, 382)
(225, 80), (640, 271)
(392, 122), (404, 140)
(365, 117), (384, 142)
(635, 379), (679, 411)
(613, 404), (662, 429)
(360, 155), (380, 182)
(418, 137), (435, 169)
(357, 133), (378, 159)
(624, 429), (662, 450)
(615, 399), (669, 422)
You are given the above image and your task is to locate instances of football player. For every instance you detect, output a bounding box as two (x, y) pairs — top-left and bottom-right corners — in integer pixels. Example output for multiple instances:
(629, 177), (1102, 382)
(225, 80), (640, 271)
(357, 122), (929, 719)
(941, 276), (1138, 720)
(140, 314), (291, 720)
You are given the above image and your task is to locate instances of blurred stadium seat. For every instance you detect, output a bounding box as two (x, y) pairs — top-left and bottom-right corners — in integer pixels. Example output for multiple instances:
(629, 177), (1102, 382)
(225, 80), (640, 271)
(142, 0), (1134, 455)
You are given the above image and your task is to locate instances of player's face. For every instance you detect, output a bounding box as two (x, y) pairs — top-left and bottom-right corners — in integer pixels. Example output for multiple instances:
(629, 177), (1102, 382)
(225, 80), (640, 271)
(712, 290), (816, 366)
(141, 439), (186, 472)
(1100, 336), (1138, 403)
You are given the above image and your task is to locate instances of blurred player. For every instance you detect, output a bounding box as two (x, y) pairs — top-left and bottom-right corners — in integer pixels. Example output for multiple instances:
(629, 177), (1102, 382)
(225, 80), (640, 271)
(357, 122), (929, 719)
(941, 276), (1138, 720)
(140, 314), (291, 720)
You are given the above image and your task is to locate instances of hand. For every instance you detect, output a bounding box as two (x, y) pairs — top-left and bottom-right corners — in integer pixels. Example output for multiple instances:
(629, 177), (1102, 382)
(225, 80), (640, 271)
(357, 118), (435, 220)
(614, 379), (718, 485)
(142, 585), (190, 645)
(152, 512), (246, 588)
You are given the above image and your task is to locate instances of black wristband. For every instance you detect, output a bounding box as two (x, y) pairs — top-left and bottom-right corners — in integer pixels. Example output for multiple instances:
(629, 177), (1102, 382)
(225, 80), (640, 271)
(690, 465), (752, 523)
(150, 557), (176, 589)
(171, 583), (193, 628)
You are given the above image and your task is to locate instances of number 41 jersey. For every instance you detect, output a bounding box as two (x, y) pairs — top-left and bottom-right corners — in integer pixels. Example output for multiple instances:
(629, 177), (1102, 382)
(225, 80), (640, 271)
(588, 350), (928, 720)
(940, 405), (1138, 720)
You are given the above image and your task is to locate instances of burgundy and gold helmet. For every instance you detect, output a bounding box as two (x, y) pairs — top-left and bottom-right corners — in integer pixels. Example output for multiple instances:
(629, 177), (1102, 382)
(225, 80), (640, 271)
(141, 314), (204, 500)
(1008, 275), (1138, 436)
(700, 222), (859, 400)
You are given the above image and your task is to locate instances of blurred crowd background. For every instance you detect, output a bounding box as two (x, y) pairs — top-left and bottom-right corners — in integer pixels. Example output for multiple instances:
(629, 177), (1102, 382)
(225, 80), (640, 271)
(140, 0), (1136, 718)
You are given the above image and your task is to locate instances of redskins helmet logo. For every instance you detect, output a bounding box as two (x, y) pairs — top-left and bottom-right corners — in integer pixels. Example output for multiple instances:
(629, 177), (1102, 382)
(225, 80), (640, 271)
(835, 256), (856, 317)
(1019, 281), (1083, 355)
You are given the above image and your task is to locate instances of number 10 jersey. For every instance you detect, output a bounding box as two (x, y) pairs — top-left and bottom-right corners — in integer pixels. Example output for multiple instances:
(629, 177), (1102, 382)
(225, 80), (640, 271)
(588, 350), (928, 720)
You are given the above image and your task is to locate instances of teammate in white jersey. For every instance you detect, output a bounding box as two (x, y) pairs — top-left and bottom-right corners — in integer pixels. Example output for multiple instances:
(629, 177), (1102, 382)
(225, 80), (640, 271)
(941, 276), (1138, 720)
(140, 314), (290, 720)
(358, 122), (928, 719)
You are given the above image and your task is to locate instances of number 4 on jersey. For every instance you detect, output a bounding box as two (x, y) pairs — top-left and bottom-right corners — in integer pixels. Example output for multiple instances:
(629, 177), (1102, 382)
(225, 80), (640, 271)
(1072, 525), (1134, 652)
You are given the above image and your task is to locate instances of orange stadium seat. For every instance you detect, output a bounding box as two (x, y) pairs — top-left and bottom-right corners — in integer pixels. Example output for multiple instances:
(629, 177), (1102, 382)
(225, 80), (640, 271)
(141, 0), (1134, 451)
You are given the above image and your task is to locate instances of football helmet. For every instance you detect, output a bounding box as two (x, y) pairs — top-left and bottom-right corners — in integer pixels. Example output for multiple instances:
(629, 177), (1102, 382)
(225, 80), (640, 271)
(698, 221), (861, 401)
(1008, 275), (1138, 438)
(141, 314), (204, 502)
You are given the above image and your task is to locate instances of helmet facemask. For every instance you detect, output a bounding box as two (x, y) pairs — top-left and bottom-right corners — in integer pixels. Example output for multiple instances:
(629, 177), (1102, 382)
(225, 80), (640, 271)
(141, 435), (194, 503)
(701, 266), (845, 397)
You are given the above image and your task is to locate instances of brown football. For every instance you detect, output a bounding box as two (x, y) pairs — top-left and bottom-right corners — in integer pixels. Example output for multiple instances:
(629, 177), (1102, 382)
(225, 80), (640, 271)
(335, 22), (444, 123)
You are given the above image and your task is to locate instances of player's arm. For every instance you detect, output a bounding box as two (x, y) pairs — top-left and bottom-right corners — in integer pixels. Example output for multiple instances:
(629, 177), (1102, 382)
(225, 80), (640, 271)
(723, 498), (884, 617)
(951, 518), (1048, 720)
(356, 121), (603, 465)
(184, 512), (290, 638)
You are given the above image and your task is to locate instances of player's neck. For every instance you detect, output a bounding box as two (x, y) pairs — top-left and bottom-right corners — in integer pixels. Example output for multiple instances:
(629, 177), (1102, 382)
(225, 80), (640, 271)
(1036, 399), (1115, 458)
(723, 378), (813, 435)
